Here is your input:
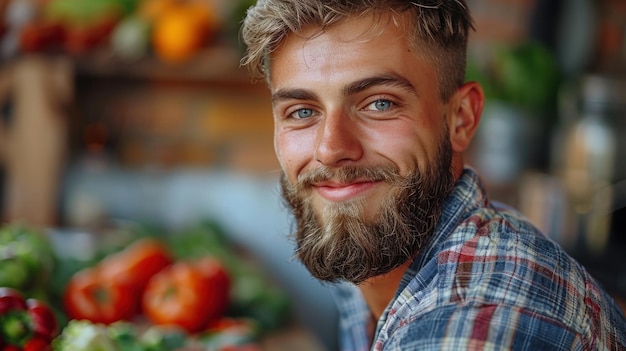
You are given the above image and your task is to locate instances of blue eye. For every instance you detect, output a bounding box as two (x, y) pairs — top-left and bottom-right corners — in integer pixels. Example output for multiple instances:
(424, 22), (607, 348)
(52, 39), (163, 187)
(369, 99), (393, 111)
(292, 108), (314, 119)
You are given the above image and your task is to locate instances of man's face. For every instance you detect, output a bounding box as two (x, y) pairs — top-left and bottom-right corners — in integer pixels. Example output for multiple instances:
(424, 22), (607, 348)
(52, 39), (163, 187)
(270, 14), (456, 284)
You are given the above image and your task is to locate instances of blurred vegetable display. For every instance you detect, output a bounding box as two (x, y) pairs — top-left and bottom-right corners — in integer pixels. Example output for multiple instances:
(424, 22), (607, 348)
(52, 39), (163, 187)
(1, 0), (242, 63)
(0, 220), (292, 350)
(52, 319), (188, 351)
(62, 237), (173, 325)
(51, 319), (261, 351)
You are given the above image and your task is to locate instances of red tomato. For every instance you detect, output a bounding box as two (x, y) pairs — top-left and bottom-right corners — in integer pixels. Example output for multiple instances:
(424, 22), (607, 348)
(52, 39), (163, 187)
(63, 267), (139, 324)
(99, 237), (173, 292)
(142, 258), (230, 333)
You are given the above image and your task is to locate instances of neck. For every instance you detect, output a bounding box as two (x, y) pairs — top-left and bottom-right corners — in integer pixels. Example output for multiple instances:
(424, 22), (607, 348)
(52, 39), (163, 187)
(358, 260), (412, 320)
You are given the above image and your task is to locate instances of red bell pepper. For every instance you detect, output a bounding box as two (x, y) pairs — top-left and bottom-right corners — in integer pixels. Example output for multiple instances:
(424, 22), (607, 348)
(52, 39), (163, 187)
(63, 266), (139, 325)
(0, 287), (58, 351)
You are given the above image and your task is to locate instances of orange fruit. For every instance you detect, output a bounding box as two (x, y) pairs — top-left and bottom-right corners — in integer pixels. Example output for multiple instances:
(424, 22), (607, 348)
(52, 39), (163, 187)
(152, 2), (218, 63)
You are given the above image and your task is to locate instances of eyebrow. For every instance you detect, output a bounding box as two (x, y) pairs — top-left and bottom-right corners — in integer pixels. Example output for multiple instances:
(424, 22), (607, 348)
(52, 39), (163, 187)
(343, 74), (417, 96)
(272, 88), (319, 106)
(271, 73), (417, 106)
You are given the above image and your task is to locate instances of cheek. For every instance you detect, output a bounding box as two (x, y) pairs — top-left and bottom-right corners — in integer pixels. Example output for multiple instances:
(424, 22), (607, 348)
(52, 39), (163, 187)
(366, 123), (434, 173)
(274, 129), (315, 181)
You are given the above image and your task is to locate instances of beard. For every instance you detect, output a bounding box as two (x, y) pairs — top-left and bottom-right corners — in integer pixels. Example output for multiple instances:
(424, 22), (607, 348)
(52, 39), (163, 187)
(280, 134), (455, 285)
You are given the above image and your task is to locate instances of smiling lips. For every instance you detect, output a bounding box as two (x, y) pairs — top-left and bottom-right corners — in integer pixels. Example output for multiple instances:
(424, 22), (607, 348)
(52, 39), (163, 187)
(312, 180), (379, 202)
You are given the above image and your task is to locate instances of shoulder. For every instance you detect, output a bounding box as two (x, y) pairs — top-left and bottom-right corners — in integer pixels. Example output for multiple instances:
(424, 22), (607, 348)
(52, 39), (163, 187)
(435, 204), (590, 324)
(381, 205), (626, 350)
(376, 168), (626, 350)
(383, 209), (626, 350)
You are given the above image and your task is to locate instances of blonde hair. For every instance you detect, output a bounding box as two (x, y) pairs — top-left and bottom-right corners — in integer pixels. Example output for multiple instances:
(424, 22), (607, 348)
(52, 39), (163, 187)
(240, 0), (474, 100)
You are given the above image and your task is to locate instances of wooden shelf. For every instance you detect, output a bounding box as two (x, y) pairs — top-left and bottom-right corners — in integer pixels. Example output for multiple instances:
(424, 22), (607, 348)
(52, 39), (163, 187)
(72, 45), (257, 88)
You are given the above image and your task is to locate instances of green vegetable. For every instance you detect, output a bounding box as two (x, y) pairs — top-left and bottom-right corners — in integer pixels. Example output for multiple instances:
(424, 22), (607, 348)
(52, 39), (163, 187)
(52, 319), (190, 351)
(107, 321), (144, 351)
(0, 259), (29, 289)
(139, 326), (187, 351)
(52, 319), (117, 351)
(197, 330), (257, 351)
(228, 270), (291, 333)
(0, 222), (56, 294)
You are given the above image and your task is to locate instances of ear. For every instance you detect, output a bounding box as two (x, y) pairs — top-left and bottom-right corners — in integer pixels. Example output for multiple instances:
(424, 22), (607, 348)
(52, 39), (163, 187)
(448, 81), (484, 153)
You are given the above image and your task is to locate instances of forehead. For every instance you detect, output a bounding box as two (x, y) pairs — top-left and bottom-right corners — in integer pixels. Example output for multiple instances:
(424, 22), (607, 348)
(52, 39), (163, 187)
(304, 11), (410, 44)
(268, 13), (419, 87)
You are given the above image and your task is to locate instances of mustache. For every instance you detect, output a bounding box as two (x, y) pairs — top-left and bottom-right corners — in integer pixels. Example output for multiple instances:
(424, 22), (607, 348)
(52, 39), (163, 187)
(295, 165), (402, 188)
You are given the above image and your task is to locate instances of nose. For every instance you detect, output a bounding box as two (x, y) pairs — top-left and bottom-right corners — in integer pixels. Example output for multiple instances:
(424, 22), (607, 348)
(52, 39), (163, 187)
(314, 109), (363, 166)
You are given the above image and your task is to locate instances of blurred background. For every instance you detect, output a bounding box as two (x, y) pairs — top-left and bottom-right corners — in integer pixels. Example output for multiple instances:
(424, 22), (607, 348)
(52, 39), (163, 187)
(0, 0), (624, 350)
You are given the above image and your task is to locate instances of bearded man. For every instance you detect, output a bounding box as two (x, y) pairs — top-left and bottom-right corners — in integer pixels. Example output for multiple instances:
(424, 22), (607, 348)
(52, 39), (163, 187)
(241, 0), (626, 350)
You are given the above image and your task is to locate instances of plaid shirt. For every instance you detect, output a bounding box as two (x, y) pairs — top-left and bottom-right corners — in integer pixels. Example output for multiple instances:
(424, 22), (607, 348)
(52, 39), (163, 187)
(333, 167), (626, 350)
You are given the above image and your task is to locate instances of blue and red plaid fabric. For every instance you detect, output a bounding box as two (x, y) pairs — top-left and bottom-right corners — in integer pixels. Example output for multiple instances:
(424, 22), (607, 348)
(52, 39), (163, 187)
(334, 167), (626, 350)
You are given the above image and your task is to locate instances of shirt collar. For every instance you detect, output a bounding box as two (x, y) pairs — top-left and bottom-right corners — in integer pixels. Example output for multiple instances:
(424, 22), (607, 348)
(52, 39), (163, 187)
(396, 166), (488, 295)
